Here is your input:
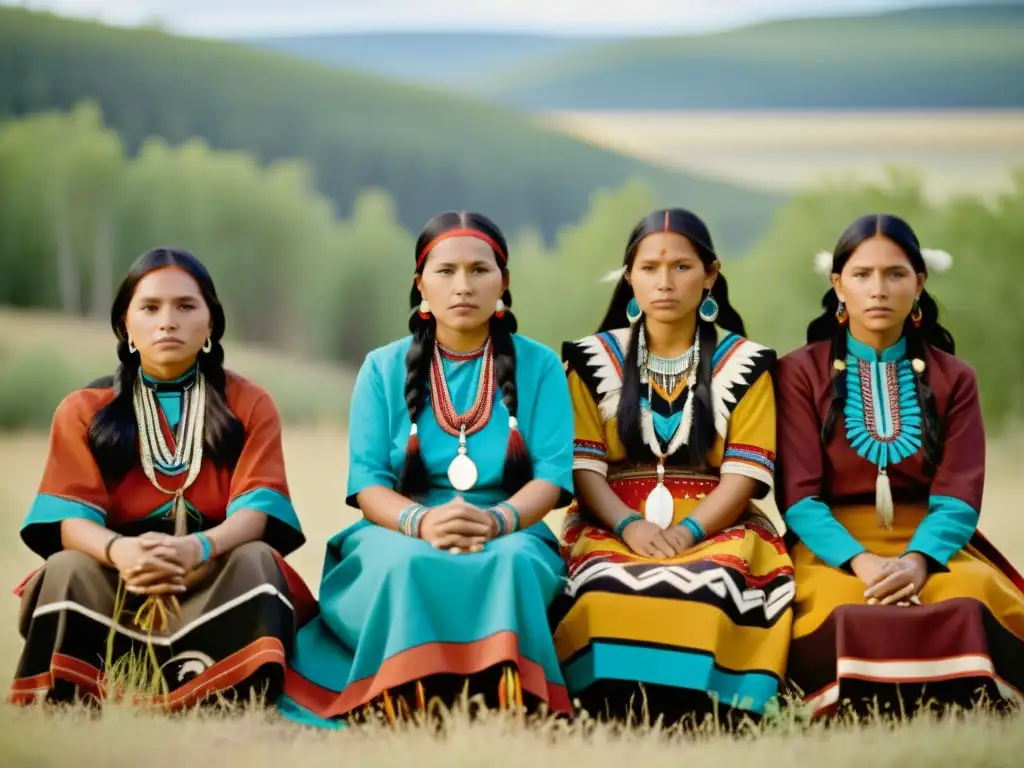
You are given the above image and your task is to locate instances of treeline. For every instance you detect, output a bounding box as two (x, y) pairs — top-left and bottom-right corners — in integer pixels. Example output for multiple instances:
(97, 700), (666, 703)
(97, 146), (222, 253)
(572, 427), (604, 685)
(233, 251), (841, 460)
(0, 7), (777, 252)
(1, 106), (1021, 427)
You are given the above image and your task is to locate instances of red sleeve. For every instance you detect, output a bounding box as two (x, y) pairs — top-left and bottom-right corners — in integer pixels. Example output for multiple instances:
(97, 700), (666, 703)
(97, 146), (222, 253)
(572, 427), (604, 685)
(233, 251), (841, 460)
(228, 391), (290, 502)
(929, 365), (985, 512)
(774, 352), (825, 511)
(37, 392), (109, 512)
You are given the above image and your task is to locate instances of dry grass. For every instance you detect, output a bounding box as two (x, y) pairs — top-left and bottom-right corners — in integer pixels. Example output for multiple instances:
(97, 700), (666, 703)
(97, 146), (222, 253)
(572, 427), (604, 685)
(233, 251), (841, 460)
(537, 110), (1024, 200)
(2, 703), (1023, 768)
(1, 426), (1022, 760)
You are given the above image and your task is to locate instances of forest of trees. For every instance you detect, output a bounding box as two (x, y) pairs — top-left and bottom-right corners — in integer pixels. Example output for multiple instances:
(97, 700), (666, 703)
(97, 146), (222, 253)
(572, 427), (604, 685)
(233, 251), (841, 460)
(2, 105), (1022, 428)
(0, 7), (778, 252)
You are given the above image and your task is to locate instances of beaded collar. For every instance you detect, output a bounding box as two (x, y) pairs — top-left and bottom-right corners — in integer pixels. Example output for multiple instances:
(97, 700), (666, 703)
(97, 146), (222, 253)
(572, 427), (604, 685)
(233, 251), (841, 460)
(843, 333), (923, 471)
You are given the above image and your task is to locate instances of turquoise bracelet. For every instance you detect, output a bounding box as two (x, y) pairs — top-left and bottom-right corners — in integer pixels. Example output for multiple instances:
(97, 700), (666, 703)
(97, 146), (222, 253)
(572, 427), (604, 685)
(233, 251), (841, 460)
(487, 507), (507, 536)
(194, 531), (213, 562)
(614, 513), (644, 539)
(398, 503), (429, 538)
(679, 516), (706, 543)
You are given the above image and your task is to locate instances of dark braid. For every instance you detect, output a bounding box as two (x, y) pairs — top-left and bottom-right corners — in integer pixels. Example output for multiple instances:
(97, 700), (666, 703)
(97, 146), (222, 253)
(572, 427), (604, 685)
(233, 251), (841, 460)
(617, 321), (646, 458)
(88, 339), (141, 482)
(490, 292), (533, 493)
(806, 214), (954, 476)
(904, 301), (945, 473)
(396, 298), (434, 496)
(88, 247), (245, 483)
(198, 336), (245, 470)
(820, 312), (849, 445)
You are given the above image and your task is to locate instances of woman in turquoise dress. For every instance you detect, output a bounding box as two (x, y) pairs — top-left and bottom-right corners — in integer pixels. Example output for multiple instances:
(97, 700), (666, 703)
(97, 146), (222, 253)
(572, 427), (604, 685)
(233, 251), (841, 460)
(277, 211), (575, 727)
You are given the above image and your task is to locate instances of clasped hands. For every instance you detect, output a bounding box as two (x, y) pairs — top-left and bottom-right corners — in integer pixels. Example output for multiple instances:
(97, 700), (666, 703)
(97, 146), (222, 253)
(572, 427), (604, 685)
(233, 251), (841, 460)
(107, 532), (205, 595)
(621, 518), (695, 559)
(851, 551), (929, 606)
(418, 495), (499, 554)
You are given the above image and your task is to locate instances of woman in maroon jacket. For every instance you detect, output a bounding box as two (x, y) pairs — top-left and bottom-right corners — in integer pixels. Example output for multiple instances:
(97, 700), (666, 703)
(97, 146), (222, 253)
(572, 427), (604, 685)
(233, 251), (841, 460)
(775, 213), (1024, 717)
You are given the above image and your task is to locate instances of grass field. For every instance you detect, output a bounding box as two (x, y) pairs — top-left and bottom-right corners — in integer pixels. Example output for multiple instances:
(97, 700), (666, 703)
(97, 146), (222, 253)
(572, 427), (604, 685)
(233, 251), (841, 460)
(0, 424), (1022, 762)
(538, 110), (1024, 200)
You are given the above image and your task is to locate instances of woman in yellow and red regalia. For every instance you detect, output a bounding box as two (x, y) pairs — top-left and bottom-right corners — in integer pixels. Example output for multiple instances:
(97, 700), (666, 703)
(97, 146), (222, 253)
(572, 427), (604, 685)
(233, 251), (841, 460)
(10, 247), (315, 708)
(552, 209), (794, 725)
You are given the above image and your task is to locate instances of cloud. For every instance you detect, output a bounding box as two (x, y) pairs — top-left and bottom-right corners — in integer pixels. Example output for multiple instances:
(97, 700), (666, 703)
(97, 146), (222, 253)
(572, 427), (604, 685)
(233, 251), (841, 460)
(6, 0), (940, 36)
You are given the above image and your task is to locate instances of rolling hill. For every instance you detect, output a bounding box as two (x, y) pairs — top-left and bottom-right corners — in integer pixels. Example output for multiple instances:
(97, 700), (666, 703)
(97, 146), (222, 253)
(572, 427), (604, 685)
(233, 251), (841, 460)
(242, 33), (612, 88)
(0, 7), (779, 252)
(246, 3), (1024, 110)
(484, 3), (1024, 110)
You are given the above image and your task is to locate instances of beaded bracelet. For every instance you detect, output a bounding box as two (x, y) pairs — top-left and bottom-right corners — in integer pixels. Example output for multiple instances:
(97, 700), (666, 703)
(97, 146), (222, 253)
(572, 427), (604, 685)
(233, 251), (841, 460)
(491, 501), (520, 536)
(194, 531), (215, 562)
(398, 503), (430, 538)
(614, 513), (644, 539)
(103, 533), (123, 566)
(679, 516), (706, 544)
(487, 508), (507, 537)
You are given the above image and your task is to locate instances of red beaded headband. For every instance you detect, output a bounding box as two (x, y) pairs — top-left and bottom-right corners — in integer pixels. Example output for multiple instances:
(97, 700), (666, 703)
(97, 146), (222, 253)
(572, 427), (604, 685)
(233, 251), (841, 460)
(415, 228), (507, 270)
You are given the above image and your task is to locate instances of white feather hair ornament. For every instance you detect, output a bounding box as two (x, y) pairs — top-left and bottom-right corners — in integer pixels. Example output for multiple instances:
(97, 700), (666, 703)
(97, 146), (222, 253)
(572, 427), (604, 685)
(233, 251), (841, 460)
(600, 265), (627, 283)
(813, 248), (953, 275)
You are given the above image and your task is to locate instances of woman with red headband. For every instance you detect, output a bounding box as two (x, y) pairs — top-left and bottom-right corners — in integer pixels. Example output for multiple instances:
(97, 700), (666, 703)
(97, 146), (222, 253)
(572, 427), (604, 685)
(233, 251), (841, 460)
(550, 209), (794, 726)
(277, 211), (575, 727)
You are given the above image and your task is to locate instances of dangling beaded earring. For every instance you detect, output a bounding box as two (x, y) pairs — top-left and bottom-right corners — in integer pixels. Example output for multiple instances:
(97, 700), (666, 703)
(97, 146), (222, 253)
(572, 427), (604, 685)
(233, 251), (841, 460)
(698, 291), (719, 323)
(835, 300), (848, 325)
(626, 297), (642, 324)
(418, 299), (431, 320)
(911, 297), (923, 328)
(495, 297), (506, 319)
(127, 338), (137, 354)
(202, 337), (212, 353)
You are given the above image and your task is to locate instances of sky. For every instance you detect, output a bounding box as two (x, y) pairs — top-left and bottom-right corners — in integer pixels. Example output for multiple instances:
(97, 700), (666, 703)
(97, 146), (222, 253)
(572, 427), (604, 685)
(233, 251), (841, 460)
(2, 0), (979, 36)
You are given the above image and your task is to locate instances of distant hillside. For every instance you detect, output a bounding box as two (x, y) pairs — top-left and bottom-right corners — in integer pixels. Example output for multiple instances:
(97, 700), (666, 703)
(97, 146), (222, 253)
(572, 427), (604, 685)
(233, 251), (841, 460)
(0, 8), (779, 251)
(246, 3), (1024, 110)
(242, 33), (611, 87)
(485, 4), (1024, 110)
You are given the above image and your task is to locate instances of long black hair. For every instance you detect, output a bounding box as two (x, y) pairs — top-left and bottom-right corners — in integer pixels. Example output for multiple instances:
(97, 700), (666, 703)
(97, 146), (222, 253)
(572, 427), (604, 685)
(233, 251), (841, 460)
(397, 211), (532, 497)
(599, 208), (747, 467)
(88, 247), (245, 482)
(806, 213), (955, 473)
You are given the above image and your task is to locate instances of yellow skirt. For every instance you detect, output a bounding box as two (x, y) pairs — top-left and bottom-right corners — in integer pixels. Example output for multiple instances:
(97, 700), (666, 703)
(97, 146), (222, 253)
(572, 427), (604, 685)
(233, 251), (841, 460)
(549, 474), (795, 715)
(789, 502), (1024, 715)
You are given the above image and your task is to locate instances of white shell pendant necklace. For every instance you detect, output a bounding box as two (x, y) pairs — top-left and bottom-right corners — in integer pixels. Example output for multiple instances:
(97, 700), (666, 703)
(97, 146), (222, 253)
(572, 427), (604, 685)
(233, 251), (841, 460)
(637, 325), (700, 529)
(430, 339), (495, 492)
(133, 369), (206, 536)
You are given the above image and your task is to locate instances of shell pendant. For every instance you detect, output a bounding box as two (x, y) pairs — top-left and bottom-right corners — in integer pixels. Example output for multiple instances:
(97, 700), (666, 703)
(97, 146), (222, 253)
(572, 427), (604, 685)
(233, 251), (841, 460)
(644, 463), (674, 530)
(447, 425), (478, 492)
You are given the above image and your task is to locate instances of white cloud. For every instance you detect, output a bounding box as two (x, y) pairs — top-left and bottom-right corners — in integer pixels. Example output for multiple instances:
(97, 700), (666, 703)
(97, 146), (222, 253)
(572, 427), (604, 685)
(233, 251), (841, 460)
(4, 0), (946, 36)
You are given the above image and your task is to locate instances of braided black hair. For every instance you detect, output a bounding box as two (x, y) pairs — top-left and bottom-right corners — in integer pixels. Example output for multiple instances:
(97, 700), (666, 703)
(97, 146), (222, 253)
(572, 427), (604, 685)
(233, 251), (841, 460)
(806, 213), (954, 473)
(398, 211), (532, 496)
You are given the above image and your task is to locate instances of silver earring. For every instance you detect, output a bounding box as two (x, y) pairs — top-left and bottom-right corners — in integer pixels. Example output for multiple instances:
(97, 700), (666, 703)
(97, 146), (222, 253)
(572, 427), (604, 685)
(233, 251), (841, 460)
(127, 338), (136, 354)
(202, 337), (212, 353)
(495, 298), (506, 316)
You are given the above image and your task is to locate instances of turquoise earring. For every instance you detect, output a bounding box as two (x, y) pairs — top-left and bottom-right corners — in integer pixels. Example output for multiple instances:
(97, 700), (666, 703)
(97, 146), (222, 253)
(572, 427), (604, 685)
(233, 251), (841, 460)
(626, 297), (642, 324)
(698, 292), (719, 323)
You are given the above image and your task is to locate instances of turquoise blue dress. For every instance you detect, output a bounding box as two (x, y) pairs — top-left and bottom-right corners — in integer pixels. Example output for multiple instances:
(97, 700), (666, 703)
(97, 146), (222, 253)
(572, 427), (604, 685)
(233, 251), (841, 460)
(276, 334), (574, 727)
